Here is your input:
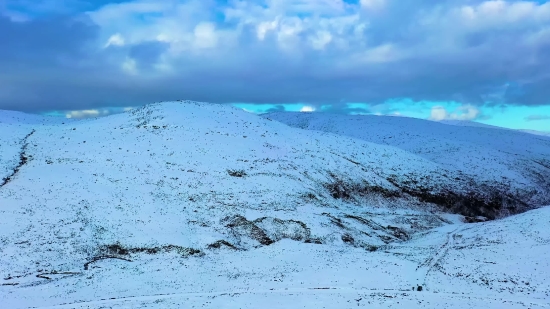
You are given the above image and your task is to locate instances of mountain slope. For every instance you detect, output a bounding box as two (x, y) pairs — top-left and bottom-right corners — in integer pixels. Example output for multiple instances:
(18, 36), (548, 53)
(437, 119), (550, 138)
(1, 101), (549, 308)
(4, 205), (550, 308)
(264, 112), (550, 214)
(0, 101), (456, 277)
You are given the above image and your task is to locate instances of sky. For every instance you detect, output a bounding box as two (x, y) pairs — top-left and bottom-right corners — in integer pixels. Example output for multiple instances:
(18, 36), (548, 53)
(1, 0), (550, 131)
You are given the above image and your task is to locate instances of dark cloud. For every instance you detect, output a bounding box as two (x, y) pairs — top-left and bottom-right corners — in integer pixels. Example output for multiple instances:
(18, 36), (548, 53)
(0, 15), (98, 61)
(128, 41), (170, 70)
(0, 0), (550, 112)
(264, 105), (286, 113)
(2, 0), (135, 15)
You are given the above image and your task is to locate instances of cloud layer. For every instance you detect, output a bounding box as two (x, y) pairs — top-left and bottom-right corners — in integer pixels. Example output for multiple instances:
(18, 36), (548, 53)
(525, 114), (550, 121)
(1, 0), (550, 112)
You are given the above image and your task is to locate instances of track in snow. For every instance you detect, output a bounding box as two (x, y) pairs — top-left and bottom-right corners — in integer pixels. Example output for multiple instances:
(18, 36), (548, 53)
(28, 286), (549, 309)
(414, 226), (467, 290)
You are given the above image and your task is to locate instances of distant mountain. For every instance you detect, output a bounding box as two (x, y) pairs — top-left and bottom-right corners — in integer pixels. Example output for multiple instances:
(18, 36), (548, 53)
(518, 129), (550, 138)
(264, 111), (550, 214)
(437, 119), (550, 138)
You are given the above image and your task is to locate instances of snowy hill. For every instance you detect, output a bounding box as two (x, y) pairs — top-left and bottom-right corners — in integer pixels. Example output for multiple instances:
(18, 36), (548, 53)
(1, 101), (549, 308)
(3, 205), (550, 309)
(438, 119), (550, 138)
(518, 129), (550, 138)
(264, 112), (550, 214)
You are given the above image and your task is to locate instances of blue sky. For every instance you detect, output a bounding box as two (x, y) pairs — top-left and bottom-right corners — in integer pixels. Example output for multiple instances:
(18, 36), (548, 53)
(1, 0), (550, 132)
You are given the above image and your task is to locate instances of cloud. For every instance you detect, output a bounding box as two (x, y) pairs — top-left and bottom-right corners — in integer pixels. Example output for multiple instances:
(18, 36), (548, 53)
(300, 106), (316, 112)
(57, 106), (135, 118)
(0, 14), (98, 61)
(265, 105), (286, 113)
(65, 109), (110, 119)
(1, 0), (550, 112)
(525, 114), (550, 121)
(429, 105), (482, 121)
(360, 0), (387, 11)
(128, 40), (170, 70)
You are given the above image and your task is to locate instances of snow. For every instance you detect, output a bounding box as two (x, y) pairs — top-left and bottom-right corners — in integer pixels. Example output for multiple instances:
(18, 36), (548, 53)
(264, 111), (550, 207)
(1, 101), (549, 308)
(438, 120), (550, 138)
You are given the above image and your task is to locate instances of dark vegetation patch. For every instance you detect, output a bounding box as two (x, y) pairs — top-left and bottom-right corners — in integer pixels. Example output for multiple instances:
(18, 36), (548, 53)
(385, 225), (410, 241)
(98, 243), (202, 258)
(227, 169), (247, 177)
(323, 171), (535, 220)
(225, 215), (274, 246)
(387, 173), (543, 219)
(254, 217), (312, 242)
(302, 192), (318, 200)
(322, 213), (347, 229)
(207, 240), (239, 250)
(341, 214), (409, 241)
(83, 243), (202, 270)
(343, 214), (385, 230)
(84, 256), (132, 271)
(366, 245), (378, 252)
(341, 233), (355, 244)
(323, 172), (400, 201)
(1, 130), (35, 187)
(386, 174), (529, 220)
(36, 271), (81, 280)
(304, 238), (323, 244)
(322, 213), (409, 247)
(463, 216), (488, 223)
(223, 215), (317, 247)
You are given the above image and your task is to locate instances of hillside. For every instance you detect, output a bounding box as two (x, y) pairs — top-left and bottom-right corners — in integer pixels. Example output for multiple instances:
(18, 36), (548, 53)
(264, 112), (550, 216)
(1, 101), (549, 308)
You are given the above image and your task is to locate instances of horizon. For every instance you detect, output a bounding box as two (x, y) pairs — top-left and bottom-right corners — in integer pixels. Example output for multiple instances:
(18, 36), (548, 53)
(2, 100), (549, 134)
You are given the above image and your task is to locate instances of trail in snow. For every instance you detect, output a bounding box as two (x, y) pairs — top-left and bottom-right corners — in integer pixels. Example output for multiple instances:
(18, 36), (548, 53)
(414, 225), (467, 290)
(28, 286), (549, 309)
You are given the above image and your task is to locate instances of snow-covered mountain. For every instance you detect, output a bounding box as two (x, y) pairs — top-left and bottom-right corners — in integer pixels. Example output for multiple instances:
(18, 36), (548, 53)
(264, 112), (550, 214)
(438, 119), (550, 138)
(518, 129), (550, 138)
(1, 101), (549, 308)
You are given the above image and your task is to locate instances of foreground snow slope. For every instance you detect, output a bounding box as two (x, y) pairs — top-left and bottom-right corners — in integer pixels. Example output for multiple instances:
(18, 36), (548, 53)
(265, 112), (550, 213)
(2, 201), (549, 308)
(1, 101), (549, 308)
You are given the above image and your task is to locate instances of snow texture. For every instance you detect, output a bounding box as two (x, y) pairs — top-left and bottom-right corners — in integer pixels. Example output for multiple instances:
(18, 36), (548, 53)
(1, 101), (549, 308)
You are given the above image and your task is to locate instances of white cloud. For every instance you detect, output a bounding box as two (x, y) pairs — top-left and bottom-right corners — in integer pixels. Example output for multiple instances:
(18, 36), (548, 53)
(445, 1), (550, 31)
(430, 105), (481, 121)
(86, 0), (550, 66)
(121, 57), (138, 75)
(309, 30), (333, 50)
(193, 22), (218, 49)
(257, 19), (279, 41)
(430, 106), (449, 121)
(354, 43), (401, 63)
(65, 109), (110, 119)
(104, 33), (125, 47)
(300, 106), (316, 112)
(360, 0), (386, 11)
